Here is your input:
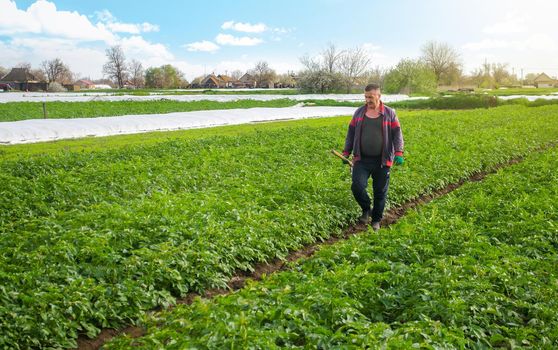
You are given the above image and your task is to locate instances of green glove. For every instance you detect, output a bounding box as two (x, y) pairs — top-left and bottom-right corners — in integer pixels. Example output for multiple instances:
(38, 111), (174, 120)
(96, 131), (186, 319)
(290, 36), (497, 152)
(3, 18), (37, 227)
(394, 155), (404, 165)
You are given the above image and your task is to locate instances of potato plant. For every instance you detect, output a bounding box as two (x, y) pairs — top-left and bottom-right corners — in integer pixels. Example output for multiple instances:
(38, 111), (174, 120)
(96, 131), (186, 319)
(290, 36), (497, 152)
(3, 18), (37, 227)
(1, 105), (558, 348)
(107, 145), (558, 349)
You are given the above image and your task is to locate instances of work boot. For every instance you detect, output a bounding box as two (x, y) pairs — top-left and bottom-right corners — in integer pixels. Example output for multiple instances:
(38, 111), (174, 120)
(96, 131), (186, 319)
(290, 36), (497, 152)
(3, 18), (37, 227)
(358, 210), (370, 224)
(371, 221), (381, 232)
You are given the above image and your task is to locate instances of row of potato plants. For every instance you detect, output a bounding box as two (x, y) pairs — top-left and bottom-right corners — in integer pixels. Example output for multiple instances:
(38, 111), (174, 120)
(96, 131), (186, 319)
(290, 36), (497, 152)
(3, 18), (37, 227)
(107, 145), (558, 349)
(1, 105), (558, 348)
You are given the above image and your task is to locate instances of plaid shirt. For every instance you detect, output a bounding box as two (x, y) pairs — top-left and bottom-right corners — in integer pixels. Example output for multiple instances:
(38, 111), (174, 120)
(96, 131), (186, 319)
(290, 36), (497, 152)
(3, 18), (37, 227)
(343, 101), (404, 167)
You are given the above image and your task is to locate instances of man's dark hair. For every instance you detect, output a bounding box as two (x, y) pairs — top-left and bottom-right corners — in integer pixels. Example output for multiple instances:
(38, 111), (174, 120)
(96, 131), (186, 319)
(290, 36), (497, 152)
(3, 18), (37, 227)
(365, 83), (381, 91)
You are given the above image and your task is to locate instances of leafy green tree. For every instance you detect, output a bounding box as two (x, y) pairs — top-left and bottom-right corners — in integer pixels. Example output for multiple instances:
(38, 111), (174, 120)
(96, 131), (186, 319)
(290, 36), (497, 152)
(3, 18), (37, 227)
(145, 65), (188, 88)
(145, 67), (164, 88)
(383, 58), (437, 94)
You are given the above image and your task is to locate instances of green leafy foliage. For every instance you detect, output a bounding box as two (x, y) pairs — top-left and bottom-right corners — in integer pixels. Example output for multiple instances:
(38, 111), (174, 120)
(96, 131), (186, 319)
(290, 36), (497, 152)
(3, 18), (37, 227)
(106, 145), (558, 349)
(1, 105), (558, 348)
(305, 95), (558, 110)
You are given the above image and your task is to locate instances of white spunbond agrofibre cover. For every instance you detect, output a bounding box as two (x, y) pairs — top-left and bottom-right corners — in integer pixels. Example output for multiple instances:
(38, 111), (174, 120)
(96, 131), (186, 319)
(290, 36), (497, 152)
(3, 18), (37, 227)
(0, 92), (422, 103)
(0, 106), (357, 145)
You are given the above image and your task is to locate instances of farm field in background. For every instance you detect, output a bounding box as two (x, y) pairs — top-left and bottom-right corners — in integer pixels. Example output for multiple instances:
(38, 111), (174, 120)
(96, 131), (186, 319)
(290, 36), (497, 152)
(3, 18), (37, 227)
(473, 87), (558, 96)
(1, 104), (558, 348)
(107, 140), (558, 349)
(0, 99), (299, 122)
(3, 94), (558, 123)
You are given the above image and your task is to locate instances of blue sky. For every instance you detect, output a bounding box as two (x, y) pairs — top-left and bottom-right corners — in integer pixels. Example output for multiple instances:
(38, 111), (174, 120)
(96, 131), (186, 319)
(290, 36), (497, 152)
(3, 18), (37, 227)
(1, 0), (557, 80)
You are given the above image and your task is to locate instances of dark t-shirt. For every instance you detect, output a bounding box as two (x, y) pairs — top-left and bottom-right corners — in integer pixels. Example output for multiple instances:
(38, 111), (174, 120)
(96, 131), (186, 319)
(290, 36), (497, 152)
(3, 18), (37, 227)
(360, 115), (383, 157)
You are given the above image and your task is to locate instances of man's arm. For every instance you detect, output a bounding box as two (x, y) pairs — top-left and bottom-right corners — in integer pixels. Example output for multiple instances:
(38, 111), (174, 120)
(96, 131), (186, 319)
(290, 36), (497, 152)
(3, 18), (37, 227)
(391, 114), (404, 156)
(343, 121), (355, 157)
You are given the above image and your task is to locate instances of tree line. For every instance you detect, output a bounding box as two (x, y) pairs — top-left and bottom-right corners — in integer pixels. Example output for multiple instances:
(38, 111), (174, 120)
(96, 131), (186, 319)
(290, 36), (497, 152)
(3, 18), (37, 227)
(0, 41), (547, 92)
(296, 41), (538, 94)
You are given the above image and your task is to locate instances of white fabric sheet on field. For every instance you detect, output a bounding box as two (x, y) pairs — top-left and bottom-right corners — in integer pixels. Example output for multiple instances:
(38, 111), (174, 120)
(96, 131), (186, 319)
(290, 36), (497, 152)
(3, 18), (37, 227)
(0, 92), (422, 103)
(0, 106), (357, 145)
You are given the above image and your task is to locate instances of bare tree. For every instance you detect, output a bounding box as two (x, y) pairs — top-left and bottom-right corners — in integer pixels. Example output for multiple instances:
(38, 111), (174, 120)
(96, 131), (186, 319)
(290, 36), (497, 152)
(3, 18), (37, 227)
(362, 66), (388, 86)
(249, 61), (276, 87)
(230, 69), (244, 81)
(41, 58), (71, 83)
(129, 59), (145, 88)
(321, 43), (344, 73)
(276, 73), (296, 88)
(31, 69), (46, 82)
(421, 41), (461, 84)
(339, 46), (371, 92)
(491, 63), (517, 87)
(103, 45), (128, 88)
(0, 66), (7, 79)
(298, 44), (345, 93)
(299, 55), (321, 72)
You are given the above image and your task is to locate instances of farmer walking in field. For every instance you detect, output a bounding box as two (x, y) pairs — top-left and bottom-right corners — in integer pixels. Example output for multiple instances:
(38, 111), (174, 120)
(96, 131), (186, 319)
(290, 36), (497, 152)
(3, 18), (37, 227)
(342, 83), (404, 231)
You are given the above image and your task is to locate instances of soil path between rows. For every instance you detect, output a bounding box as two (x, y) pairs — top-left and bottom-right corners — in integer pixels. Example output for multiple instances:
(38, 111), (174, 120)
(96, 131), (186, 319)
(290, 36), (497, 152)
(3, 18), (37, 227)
(76, 142), (556, 350)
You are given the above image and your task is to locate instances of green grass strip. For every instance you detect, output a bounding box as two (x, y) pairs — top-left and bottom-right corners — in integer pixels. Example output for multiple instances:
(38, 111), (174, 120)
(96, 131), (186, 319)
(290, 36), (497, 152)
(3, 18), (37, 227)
(0, 99), (299, 122)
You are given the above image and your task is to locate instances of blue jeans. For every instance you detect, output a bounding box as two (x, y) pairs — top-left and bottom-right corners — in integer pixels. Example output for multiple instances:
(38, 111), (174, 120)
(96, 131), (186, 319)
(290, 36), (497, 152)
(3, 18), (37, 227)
(351, 156), (390, 222)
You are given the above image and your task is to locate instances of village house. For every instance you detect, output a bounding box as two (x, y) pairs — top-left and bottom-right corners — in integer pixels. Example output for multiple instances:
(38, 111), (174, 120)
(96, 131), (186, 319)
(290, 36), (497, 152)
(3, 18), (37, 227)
(533, 73), (556, 88)
(0, 68), (48, 91)
(217, 75), (234, 88)
(199, 74), (224, 89)
(238, 73), (257, 88)
(76, 79), (96, 89)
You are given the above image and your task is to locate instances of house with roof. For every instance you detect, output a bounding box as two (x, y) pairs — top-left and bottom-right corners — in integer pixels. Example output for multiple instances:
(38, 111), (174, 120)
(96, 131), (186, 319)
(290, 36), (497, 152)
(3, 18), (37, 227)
(217, 75), (235, 88)
(0, 68), (47, 91)
(238, 73), (257, 88)
(199, 74), (224, 89)
(533, 73), (556, 88)
(76, 79), (96, 89)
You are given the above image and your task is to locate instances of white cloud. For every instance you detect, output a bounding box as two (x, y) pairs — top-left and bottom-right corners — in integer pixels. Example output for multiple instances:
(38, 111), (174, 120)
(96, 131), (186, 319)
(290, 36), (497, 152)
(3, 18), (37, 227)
(463, 34), (558, 53)
(185, 40), (220, 52)
(141, 23), (159, 33)
(0, 0), (41, 34)
(215, 34), (263, 46)
(483, 12), (527, 35)
(362, 43), (382, 52)
(221, 21), (267, 33)
(2, 37), (107, 78)
(462, 39), (514, 51)
(95, 9), (159, 34)
(94, 9), (115, 23)
(272, 27), (290, 34)
(105, 22), (159, 34)
(0, 39), (27, 63)
(119, 36), (174, 61)
(0, 0), (116, 42)
(525, 34), (558, 52)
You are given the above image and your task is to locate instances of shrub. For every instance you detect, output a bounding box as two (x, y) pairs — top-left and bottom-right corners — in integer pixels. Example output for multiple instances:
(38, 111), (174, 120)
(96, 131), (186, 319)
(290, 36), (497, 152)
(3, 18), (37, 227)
(47, 82), (67, 92)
